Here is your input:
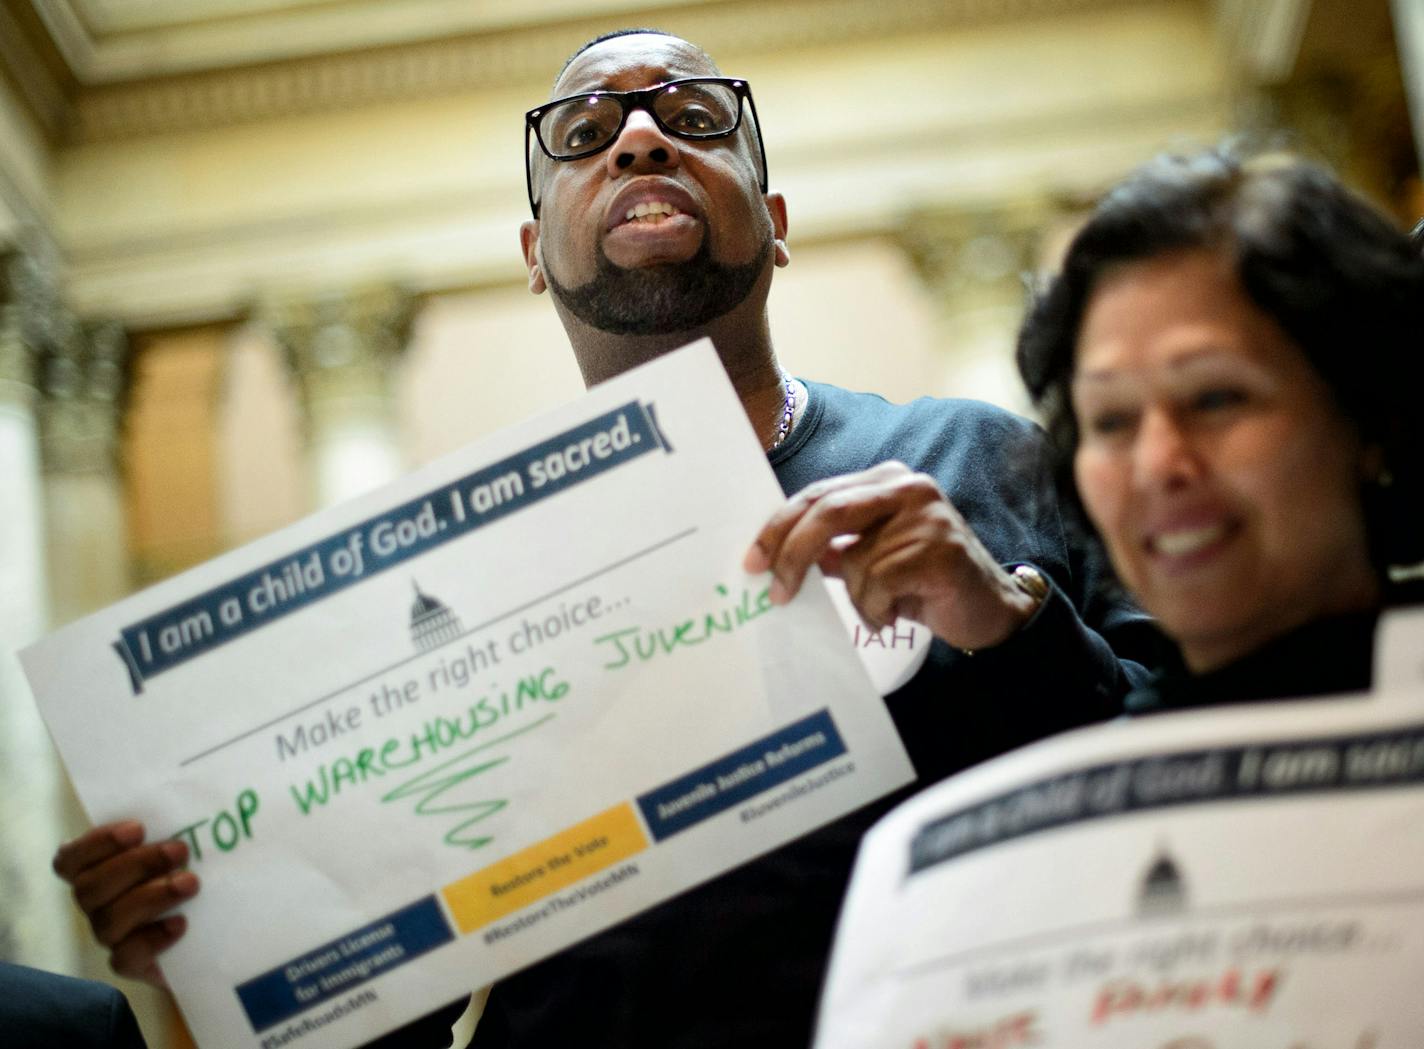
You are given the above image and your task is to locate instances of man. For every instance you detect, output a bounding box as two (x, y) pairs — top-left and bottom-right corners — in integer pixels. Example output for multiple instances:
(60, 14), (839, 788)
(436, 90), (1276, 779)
(51, 28), (1152, 1048)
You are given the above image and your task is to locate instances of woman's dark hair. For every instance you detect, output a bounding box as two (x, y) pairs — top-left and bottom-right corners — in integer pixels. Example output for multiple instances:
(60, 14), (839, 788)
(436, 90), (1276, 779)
(1017, 148), (1424, 579)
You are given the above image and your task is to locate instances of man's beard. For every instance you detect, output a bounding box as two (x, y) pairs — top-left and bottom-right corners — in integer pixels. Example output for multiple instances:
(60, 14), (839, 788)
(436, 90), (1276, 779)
(544, 233), (768, 336)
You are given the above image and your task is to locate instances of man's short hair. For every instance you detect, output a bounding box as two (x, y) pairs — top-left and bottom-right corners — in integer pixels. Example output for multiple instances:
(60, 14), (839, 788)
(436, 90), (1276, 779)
(553, 27), (722, 91)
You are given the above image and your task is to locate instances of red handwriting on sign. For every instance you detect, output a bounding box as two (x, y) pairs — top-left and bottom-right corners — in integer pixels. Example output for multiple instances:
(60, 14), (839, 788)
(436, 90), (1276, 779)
(1090, 967), (1281, 1025)
(911, 1010), (1039, 1049)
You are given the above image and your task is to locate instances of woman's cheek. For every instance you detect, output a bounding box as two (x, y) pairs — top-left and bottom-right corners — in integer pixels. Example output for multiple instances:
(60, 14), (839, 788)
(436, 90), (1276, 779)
(1074, 448), (1125, 536)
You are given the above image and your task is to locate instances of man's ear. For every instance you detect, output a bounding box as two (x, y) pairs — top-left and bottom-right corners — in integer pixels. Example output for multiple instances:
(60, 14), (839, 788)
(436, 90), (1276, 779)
(766, 192), (790, 268)
(519, 220), (546, 294)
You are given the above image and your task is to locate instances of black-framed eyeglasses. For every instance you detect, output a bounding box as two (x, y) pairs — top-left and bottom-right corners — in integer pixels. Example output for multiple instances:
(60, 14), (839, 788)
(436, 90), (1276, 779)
(524, 77), (768, 218)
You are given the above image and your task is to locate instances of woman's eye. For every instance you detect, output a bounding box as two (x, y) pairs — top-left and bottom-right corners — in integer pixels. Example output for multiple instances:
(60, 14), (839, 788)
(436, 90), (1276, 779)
(1085, 410), (1135, 437)
(1193, 387), (1247, 412)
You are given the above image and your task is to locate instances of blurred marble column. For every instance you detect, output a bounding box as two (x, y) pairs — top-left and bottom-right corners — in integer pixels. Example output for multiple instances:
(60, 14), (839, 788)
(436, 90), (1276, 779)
(39, 320), (131, 628)
(1395, 0), (1424, 172)
(36, 318), (175, 1041)
(0, 248), (71, 970)
(895, 203), (1052, 416)
(268, 287), (415, 507)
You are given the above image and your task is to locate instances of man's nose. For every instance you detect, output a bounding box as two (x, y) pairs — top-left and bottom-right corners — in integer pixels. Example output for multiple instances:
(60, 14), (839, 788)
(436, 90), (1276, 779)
(607, 108), (679, 177)
(1134, 407), (1203, 489)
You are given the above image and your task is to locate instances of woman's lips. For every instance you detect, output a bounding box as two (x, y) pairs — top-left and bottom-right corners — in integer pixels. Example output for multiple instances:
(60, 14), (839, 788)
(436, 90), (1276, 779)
(1149, 522), (1230, 557)
(1141, 517), (1239, 575)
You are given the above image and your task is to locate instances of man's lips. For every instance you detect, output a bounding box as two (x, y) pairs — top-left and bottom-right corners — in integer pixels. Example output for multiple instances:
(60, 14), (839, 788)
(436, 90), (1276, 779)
(600, 181), (704, 266)
(604, 182), (702, 231)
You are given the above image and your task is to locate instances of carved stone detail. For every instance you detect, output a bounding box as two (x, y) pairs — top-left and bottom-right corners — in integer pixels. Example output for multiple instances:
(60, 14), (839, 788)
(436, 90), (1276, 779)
(895, 202), (1055, 308)
(893, 201), (1068, 410)
(0, 249), (130, 471)
(267, 285), (417, 434)
(38, 320), (130, 475)
(0, 250), (51, 400)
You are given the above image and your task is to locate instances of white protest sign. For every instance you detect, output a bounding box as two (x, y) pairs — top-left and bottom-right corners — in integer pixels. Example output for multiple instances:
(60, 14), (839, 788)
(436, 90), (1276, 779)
(816, 686), (1424, 1049)
(1375, 605), (1424, 696)
(22, 341), (913, 1049)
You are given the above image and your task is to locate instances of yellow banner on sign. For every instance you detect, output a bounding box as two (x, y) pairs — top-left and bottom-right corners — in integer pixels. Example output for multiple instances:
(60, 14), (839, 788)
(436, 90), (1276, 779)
(442, 802), (649, 934)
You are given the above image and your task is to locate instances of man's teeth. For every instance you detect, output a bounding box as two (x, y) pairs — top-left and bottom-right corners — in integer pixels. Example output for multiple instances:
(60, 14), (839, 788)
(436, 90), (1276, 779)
(1153, 523), (1228, 557)
(625, 201), (681, 223)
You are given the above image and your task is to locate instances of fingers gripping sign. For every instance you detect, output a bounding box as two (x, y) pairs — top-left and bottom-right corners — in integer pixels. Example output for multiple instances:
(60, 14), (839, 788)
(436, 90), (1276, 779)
(53, 820), (198, 987)
(743, 462), (1041, 655)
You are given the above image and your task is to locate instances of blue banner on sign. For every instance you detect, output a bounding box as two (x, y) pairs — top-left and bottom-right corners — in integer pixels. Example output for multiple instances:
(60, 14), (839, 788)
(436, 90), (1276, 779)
(235, 895), (454, 1032)
(636, 709), (847, 842)
(113, 401), (672, 693)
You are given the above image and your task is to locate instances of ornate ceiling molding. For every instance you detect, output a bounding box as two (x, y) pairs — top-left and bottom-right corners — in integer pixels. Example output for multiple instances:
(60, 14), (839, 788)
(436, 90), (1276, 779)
(35, 0), (719, 82)
(0, 1), (74, 139)
(57, 0), (1139, 141)
(27, 0), (95, 81)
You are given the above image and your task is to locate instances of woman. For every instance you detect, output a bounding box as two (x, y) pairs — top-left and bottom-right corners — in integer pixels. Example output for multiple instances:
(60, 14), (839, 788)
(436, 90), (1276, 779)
(1016, 149), (1424, 707)
(810, 153), (1424, 1049)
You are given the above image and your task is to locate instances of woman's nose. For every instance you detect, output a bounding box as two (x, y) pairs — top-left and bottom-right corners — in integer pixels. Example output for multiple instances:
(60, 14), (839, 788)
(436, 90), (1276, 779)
(1134, 407), (1204, 489)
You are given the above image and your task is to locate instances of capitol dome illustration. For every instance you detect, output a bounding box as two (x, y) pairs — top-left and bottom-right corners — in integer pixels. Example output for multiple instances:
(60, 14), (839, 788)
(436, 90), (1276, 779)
(1138, 848), (1188, 917)
(409, 581), (462, 651)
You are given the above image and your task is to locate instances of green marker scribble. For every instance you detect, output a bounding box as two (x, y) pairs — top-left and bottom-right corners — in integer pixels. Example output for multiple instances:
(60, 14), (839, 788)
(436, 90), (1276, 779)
(285, 666), (569, 849)
(381, 712), (557, 848)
